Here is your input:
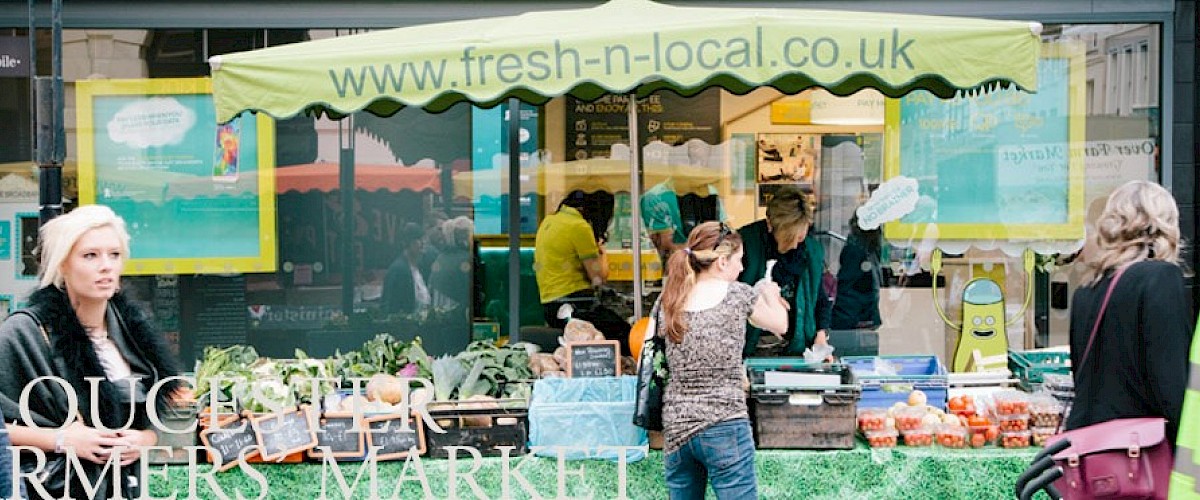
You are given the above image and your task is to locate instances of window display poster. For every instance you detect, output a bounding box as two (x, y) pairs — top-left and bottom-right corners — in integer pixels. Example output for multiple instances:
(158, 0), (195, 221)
(0, 220), (9, 260)
(565, 88), (720, 160)
(757, 133), (820, 186)
(883, 43), (1085, 241)
(471, 102), (540, 235)
(76, 78), (277, 275)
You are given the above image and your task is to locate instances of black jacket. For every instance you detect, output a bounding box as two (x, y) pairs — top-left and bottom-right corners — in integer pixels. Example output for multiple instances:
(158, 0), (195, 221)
(0, 286), (183, 499)
(831, 236), (882, 330)
(382, 253), (421, 314)
(1066, 260), (1194, 444)
(0, 286), (183, 432)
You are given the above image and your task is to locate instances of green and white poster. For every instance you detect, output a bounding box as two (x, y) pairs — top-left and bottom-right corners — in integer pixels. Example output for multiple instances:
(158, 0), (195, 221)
(883, 43), (1085, 241)
(77, 78), (276, 275)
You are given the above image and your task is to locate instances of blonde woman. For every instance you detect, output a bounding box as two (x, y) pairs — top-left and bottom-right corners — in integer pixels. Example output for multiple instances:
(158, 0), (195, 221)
(1067, 180), (1194, 446)
(0, 205), (183, 499)
(659, 222), (788, 499)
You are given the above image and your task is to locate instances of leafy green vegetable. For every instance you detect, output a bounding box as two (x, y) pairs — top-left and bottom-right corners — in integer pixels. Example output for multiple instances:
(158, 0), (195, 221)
(194, 345), (259, 404)
(504, 382), (532, 400)
(457, 359), (491, 400)
(431, 355), (467, 401)
(334, 334), (434, 383)
(451, 342), (534, 398)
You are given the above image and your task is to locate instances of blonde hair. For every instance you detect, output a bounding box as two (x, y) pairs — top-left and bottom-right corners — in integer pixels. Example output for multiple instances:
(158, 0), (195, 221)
(660, 221), (742, 343)
(765, 186), (815, 248)
(38, 205), (131, 288)
(1084, 180), (1183, 283)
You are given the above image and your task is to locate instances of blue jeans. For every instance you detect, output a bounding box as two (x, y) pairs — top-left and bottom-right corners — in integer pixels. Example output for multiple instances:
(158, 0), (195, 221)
(0, 411), (16, 499)
(665, 418), (757, 500)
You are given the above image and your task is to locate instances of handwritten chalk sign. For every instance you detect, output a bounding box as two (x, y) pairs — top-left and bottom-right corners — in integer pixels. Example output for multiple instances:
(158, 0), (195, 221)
(365, 414), (426, 460)
(308, 412), (366, 459)
(199, 415), (260, 472)
(251, 406), (319, 461)
(566, 340), (621, 378)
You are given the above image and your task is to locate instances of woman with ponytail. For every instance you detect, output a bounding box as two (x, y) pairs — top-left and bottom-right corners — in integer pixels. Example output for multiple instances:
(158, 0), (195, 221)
(659, 221), (788, 499)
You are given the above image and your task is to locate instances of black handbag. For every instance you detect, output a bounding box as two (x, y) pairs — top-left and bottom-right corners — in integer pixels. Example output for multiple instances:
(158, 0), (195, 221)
(633, 300), (668, 431)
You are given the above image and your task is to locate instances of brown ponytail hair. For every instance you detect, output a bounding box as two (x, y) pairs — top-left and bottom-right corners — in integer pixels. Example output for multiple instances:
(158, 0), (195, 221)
(660, 221), (742, 344)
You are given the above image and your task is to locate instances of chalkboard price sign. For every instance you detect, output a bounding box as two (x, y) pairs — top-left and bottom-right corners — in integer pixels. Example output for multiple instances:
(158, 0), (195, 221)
(251, 406), (319, 461)
(566, 340), (621, 378)
(365, 414), (426, 460)
(308, 412), (366, 459)
(199, 415), (260, 472)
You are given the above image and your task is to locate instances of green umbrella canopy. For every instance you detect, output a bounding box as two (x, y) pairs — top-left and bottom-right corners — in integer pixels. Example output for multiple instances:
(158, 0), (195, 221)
(209, 0), (1041, 122)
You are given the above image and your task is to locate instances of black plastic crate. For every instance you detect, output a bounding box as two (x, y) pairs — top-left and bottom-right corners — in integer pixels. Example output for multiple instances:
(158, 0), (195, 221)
(746, 362), (860, 450)
(424, 400), (529, 458)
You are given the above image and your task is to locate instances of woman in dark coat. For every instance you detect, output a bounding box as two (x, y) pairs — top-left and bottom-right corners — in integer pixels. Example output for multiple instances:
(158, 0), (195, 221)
(832, 214), (883, 330)
(1067, 180), (1194, 446)
(0, 205), (183, 499)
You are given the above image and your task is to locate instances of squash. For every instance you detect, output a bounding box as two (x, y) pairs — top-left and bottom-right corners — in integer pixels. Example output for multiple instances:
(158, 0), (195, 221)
(366, 373), (405, 405)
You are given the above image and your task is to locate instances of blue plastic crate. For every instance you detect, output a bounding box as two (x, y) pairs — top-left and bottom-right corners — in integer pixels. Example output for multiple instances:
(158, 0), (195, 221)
(528, 376), (647, 462)
(842, 355), (948, 410)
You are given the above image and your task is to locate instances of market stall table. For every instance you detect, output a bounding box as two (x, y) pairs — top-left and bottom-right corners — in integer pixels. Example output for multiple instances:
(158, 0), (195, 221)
(151, 444), (1037, 499)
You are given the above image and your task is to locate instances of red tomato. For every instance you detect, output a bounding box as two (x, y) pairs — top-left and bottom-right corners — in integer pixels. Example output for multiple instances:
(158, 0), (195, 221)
(985, 426), (1000, 441)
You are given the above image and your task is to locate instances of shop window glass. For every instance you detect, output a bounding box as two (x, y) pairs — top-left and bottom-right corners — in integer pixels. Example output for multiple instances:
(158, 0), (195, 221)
(21, 21), (1163, 370)
(35, 27), (532, 364)
(540, 22), (1164, 372)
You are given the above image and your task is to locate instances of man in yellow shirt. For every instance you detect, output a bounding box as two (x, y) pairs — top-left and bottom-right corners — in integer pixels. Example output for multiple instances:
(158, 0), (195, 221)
(534, 191), (631, 354)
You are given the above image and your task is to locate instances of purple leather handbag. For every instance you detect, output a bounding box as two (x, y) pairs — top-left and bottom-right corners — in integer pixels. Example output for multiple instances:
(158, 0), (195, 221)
(1046, 417), (1173, 499)
(1047, 264), (1174, 499)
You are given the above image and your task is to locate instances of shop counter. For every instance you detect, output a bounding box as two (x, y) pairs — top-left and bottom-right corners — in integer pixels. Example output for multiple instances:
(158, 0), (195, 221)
(151, 443), (1037, 499)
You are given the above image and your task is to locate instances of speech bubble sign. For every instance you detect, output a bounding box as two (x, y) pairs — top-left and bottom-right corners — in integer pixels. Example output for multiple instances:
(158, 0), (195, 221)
(106, 96), (196, 149)
(857, 176), (919, 230)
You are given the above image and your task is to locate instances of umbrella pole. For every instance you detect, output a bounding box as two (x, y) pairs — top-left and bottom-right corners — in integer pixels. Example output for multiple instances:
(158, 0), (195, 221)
(339, 116), (355, 317)
(507, 98), (522, 342)
(628, 93), (643, 320)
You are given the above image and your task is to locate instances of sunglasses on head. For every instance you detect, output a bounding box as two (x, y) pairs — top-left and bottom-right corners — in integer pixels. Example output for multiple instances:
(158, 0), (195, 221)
(714, 222), (731, 250)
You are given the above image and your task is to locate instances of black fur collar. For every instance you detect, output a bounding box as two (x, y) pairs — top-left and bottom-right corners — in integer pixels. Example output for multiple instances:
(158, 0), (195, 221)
(26, 285), (183, 427)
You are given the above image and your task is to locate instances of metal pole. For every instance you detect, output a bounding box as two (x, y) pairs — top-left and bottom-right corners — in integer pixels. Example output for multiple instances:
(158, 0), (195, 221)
(51, 0), (61, 163)
(506, 98), (522, 342)
(27, 0), (35, 162)
(36, 0), (64, 227)
(339, 116), (356, 316)
(35, 77), (61, 225)
(627, 93), (642, 320)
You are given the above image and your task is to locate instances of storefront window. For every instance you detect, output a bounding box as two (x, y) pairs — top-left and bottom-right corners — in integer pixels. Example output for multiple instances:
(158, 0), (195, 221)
(520, 22), (1161, 370)
(12, 28), (500, 363)
(0, 21), (1164, 368)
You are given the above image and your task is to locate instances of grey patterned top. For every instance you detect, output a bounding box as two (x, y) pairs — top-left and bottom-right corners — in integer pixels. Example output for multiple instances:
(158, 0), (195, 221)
(662, 281), (757, 453)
